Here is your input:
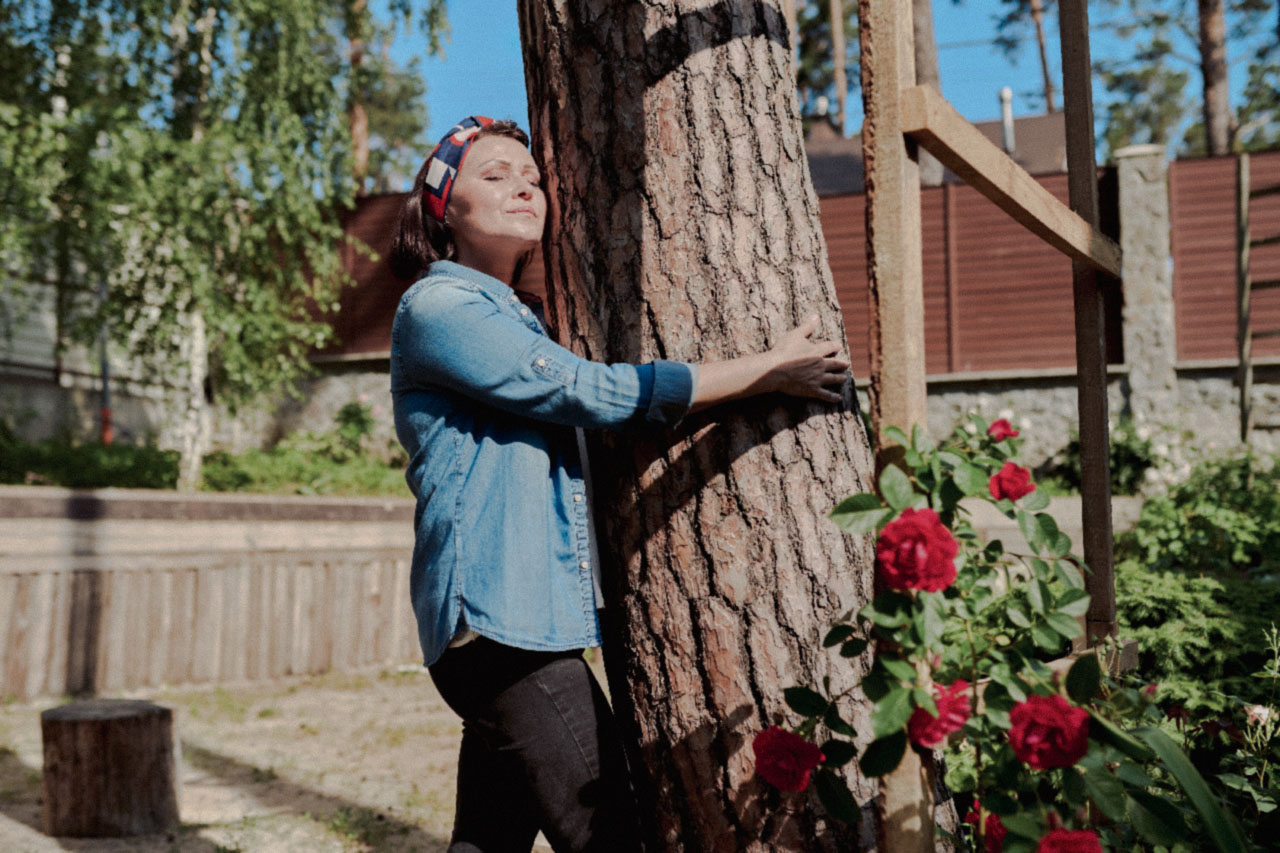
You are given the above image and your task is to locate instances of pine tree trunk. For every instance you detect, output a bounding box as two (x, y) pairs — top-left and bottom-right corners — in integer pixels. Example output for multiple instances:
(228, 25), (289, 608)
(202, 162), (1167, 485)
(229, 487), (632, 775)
(1198, 0), (1231, 155)
(348, 0), (370, 194)
(176, 310), (209, 491)
(518, 2), (877, 849)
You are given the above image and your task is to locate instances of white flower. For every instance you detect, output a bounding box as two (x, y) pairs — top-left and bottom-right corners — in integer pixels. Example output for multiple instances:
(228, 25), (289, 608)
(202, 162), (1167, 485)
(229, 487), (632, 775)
(1136, 425), (1152, 440)
(964, 423), (978, 434)
(998, 408), (1014, 421)
(1247, 705), (1272, 725)
(1018, 417), (1031, 430)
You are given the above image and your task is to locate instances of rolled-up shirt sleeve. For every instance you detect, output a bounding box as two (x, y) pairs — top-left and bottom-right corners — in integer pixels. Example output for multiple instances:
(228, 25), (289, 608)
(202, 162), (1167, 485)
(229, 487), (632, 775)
(399, 282), (695, 430)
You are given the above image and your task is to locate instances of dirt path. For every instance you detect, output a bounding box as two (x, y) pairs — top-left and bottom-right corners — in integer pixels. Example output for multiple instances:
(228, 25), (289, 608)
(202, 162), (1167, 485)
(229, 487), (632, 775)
(0, 660), (590, 851)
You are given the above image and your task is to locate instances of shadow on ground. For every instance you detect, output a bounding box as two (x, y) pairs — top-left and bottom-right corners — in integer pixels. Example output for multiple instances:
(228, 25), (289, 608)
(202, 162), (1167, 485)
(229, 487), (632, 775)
(182, 741), (451, 851)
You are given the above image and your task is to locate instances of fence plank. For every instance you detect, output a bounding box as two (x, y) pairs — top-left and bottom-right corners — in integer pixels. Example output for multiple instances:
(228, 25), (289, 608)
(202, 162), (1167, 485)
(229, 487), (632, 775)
(26, 572), (55, 699)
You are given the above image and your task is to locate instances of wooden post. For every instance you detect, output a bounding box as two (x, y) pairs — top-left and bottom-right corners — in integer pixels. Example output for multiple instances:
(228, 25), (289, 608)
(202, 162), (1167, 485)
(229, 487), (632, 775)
(1238, 153), (1253, 444)
(41, 699), (180, 837)
(859, 0), (934, 849)
(1058, 0), (1116, 643)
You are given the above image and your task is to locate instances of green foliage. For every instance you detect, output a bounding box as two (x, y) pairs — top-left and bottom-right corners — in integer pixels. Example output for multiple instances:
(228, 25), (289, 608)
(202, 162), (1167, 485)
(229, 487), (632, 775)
(0, 1), (448, 415)
(1117, 452), (1280, 577)
(1039, 418), (1160, 497)
(774, 414), (1246, 851)
(795, 0), (859, 128)
(0, 422), (179, 489)
(1115, 558), (1280, 713)
(200, 401), (407, 496)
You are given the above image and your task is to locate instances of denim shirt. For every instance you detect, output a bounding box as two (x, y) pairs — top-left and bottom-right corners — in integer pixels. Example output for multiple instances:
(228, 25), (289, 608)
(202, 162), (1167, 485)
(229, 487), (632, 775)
(390, 260), (697, 666)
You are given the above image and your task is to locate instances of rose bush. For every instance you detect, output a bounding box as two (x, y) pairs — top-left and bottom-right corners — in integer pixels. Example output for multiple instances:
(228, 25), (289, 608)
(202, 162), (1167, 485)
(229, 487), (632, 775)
(751, 725), (825, 792)
(751, 416), (1249, 852)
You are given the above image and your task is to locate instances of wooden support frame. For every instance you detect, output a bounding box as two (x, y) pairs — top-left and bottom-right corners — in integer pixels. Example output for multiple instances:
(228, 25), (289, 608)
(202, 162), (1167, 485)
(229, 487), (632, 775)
(899, 85), (1121, 278)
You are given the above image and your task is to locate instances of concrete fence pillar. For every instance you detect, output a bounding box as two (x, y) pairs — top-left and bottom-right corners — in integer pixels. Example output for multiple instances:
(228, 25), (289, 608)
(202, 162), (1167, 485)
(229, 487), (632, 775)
(1116, 144), (1179, 428)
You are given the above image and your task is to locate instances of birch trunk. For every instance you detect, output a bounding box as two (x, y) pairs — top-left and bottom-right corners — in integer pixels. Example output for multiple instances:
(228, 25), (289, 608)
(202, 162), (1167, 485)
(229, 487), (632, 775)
(518, 1), (878, 849)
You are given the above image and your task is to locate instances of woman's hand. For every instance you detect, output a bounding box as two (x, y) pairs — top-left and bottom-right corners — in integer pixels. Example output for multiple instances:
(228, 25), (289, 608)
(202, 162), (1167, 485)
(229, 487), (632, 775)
(688, 314), (849, 413)
(762, 315), (849, 403)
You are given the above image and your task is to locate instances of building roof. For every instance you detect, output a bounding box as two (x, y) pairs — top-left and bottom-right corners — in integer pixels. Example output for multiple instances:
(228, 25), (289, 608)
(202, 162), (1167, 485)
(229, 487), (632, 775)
(804, 110), (1068, 197)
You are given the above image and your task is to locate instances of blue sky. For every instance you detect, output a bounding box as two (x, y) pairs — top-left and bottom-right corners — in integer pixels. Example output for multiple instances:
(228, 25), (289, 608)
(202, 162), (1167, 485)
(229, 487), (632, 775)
(388, 1), (1268, 159)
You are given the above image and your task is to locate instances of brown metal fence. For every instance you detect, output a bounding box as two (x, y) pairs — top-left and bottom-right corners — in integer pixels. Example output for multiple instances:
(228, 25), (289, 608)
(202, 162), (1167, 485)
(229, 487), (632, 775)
(1171, 150), (1280, 363)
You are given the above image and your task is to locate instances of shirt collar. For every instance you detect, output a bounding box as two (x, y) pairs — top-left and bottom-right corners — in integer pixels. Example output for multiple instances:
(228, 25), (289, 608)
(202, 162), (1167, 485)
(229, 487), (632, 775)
(429, 260), (515, 302)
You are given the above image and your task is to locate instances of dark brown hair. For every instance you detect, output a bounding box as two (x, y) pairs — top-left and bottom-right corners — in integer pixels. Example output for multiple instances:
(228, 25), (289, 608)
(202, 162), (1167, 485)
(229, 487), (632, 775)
(389, 120), (532, 281)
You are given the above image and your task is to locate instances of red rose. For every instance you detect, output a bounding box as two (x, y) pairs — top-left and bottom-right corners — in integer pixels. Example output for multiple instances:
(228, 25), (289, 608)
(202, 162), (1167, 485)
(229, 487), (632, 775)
(964, 803), (1007, 853)
(875, 508), (959, 593)
(987, 419), (1019, 441)
(989, 461), (1036, 502)
(907, 680), (971, 747)
(1008, 694), (1090, 769)
(752, 726), (824, 792)
(1035, 828), (1103, 853)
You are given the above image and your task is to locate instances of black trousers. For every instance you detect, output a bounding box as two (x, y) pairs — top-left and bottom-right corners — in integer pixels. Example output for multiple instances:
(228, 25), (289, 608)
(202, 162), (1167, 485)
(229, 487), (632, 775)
(428, 637), (642, 853)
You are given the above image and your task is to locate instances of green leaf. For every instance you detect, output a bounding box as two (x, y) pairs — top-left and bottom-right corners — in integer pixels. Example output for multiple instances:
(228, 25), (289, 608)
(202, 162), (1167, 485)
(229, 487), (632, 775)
(1088, 712), (1155, 762)
(1054, 560), (1086, 589)
(1054, 587), (1091, 617)
(883, 425), (910, 448)
(1127, 790), (1190, 847)
(1027, 579), (1049, 614)
(1061, 766), (1087, 807)
(1131, 726), (1249, 853)
(997, 811), (1044, 839)
(819, 739), (858, 768)
(1065, 653), (1102, 703)
(1005, 604), (1032, 628)
(814, 768), (862, 825)
(858, 731), (907, 777)
(1082, 768), (1127, 822)
(911, 424), (936, 454)
(1030, 620), (1061, 651)
(830, 493), (891, 534)
(920, 593), (945, 648)
(824, 625), (856, 648)
(1115, 760), (1156, 788)
(880, 656), (916, 682)
(1017, 510), (1042, 552)
(1048, 532), (1073, 558)
(872, 687), (915, 738)
(1046, 611), (1083, 639)
(954, 462), (989, 496)
(784, 687), (829, 717)
(1035, 512), (1060, 543)
(824, 705), (856, 737)
(912, 686), (939, 718)
(1022, 486), (1050, 511)
(879, 465), (915, 511)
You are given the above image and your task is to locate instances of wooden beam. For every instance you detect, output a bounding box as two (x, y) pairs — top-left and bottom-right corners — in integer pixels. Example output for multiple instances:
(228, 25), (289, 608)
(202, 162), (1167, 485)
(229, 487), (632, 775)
(899, 85), (1121, 278)
(1059, 0), (1116, 644)
(860, 0), (934, 848)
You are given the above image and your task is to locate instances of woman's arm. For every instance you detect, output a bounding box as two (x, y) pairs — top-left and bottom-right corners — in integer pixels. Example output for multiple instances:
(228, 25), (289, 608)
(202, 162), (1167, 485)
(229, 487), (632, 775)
(689, 315), (848, 413)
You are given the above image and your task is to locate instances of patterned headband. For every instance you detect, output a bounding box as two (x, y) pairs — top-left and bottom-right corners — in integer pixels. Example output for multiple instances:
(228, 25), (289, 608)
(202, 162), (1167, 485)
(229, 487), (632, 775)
(422, 115), (495, 223)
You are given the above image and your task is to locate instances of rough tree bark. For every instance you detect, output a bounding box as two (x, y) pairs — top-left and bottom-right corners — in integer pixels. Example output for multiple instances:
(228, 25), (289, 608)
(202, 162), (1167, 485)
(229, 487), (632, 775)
(518, 1), (877, 849)
(1198, 0), (1231, 155)
(347, 0), (371, 194)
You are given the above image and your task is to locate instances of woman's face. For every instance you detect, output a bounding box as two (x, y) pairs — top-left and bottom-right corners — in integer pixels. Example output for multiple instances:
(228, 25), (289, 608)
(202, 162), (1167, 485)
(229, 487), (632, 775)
(446, 135), (546, 262)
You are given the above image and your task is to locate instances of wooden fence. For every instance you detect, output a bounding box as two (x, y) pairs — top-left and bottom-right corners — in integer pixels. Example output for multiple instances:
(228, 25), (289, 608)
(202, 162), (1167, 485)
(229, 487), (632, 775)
(0, 486), (420, 702)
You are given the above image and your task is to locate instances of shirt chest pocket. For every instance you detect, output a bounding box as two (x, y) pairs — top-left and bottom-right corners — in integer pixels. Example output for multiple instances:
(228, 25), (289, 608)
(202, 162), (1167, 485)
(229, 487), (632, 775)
(531, 352), (576, 386)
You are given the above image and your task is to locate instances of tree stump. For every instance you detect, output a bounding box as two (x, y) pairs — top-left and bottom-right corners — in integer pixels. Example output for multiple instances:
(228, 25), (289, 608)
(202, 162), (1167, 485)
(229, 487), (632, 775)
(41, 699), (180, 837)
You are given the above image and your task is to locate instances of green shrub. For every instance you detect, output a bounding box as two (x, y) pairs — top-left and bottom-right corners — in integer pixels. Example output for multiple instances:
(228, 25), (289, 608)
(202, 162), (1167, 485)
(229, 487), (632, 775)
(1116, 558), (1280, 714)
(1038, 417), (1159, 496)
(200, 401), (406, 497)
(1116, 452), (1280, 578)
(0, 422), (179, 489)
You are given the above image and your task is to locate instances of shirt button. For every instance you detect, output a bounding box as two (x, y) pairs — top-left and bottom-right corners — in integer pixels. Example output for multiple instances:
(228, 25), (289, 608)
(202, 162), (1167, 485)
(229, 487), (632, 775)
(519, 308), (529, 316)
(573, 494), (583, 502)
(536, 358), (547, 367)
(509, 294), (518, 301)
(580, 561), (589, 569)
